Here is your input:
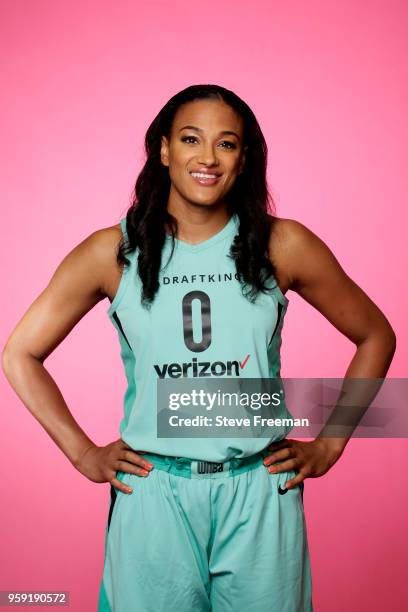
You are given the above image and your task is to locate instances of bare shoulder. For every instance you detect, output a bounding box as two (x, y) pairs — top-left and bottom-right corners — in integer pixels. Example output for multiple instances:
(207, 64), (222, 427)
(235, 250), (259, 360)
(269, 216), (315, 251)
(87, 223), (124, 300)
(87, 222), (122, 260)
(268, 217), (317, 293)
(269, 216), (345, 294)
(2, 222), (125, 359)
(49, 221), (124, 300)
(267, 216), (396, 348)
(269, 216), (344, 291)
(43, 221), (123, 294)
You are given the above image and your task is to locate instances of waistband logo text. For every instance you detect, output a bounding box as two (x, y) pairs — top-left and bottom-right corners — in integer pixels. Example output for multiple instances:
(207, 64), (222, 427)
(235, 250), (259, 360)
(197, 461), (224, 474)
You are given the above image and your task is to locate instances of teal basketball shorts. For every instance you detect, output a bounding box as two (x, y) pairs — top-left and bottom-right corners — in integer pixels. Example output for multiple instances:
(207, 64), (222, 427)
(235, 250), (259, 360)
(98, 449), (313, 612)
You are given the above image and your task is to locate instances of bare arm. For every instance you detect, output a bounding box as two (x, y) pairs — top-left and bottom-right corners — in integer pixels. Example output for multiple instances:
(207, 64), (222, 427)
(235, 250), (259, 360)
(265, 219), (397, 487)
(1, 225), (121, 468)
(288, 219), (395, 438)
(274, 219), (396, 380)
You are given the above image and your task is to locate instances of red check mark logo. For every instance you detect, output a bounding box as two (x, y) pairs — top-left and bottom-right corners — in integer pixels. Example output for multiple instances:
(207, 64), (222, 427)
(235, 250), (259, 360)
(239, 354), (250, 369)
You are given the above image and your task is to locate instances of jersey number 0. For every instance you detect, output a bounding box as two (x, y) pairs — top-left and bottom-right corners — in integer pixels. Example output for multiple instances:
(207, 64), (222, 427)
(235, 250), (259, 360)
(182, 290), (211, 353)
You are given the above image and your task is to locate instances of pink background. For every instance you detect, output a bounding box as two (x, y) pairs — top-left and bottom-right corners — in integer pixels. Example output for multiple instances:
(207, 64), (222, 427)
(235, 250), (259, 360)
(1, 1), (407, 610)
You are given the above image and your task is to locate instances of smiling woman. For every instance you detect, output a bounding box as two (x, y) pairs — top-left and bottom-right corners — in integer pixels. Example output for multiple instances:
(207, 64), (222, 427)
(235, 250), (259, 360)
(180, 125), (240, 185)
(160, 97), (247, 239)
(2, 84), (395, 612)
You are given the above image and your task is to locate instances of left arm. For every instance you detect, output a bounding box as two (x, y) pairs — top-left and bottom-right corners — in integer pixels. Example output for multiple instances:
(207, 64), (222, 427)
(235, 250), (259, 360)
(264, 219), (396, 488)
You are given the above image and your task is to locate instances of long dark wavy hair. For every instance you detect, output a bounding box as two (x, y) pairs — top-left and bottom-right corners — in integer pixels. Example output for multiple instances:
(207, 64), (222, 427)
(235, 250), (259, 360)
(118, 84), (281, 310)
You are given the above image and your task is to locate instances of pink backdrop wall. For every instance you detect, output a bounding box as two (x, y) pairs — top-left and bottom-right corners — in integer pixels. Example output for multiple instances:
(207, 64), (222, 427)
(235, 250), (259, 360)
(1, 1), (407, 610)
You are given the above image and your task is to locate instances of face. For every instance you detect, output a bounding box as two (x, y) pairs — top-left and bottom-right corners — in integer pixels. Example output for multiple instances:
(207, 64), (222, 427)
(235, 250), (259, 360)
(160, 99), (246, 209)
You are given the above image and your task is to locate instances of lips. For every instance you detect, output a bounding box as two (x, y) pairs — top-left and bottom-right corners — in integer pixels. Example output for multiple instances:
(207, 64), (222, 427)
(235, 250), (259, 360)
(189, 172), (222, 186)
(190, 168), (222, 177)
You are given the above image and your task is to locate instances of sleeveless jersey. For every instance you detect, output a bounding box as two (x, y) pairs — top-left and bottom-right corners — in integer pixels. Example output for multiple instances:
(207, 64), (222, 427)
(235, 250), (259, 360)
(107, 213), (292, 462)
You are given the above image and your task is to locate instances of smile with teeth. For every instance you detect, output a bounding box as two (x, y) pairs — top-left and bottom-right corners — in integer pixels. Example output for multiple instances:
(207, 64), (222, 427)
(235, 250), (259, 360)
(191, 172), (219, 178)
(190, 171), (222, 185)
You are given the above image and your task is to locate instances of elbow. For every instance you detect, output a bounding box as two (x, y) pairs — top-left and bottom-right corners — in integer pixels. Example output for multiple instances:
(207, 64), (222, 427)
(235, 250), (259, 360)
(2, 341), (40, 380)
(374, 322), (397, 358)
(383, 318), (397, 354)
(2, 344), (15, 378)
(1, 343), (24, 379)
(359, 322), (397, 356)
(386, 327), (397, 356)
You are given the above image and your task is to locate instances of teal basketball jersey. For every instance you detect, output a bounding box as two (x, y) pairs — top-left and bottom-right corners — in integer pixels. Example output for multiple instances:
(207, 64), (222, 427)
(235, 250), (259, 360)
(107, 213), (292, 462)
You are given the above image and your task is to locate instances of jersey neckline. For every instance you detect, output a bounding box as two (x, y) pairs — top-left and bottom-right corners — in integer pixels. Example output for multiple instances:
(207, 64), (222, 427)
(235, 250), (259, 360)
(165, 213), (239, 253)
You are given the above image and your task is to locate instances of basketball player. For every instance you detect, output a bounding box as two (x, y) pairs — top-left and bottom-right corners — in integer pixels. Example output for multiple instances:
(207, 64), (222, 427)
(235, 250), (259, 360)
(2, 84), (396, 611)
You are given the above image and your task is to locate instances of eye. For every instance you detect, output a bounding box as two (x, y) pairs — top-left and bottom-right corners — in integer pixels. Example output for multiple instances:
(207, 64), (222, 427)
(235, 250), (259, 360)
(180, 136), (237, 150)
(181, 136), (198, 144)
(220, 141), (237, 149)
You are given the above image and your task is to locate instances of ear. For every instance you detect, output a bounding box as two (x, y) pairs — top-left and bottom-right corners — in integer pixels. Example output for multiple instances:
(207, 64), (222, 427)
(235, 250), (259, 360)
(161, 135), (170, 167)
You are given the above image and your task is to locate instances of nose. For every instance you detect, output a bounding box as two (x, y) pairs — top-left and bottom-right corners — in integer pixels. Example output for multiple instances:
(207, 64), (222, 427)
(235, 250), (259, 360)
(197, 143), (219, 166)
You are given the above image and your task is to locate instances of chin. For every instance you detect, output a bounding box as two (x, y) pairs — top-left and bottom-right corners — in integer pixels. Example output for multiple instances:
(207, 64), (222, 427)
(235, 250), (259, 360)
(183, 193), (222, 207)
(186, 201), (219, 210)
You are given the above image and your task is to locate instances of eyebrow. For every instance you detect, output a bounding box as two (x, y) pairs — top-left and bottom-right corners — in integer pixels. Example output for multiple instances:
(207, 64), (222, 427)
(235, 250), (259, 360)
(178, 125), (241, 141)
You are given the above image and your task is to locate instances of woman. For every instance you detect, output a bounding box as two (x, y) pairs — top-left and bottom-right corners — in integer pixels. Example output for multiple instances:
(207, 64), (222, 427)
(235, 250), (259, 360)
(2, 84), (396, 612)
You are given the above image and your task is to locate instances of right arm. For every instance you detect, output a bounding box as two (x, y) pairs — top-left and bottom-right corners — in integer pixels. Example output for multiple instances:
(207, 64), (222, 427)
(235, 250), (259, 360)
(1, 224), (153, 493)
